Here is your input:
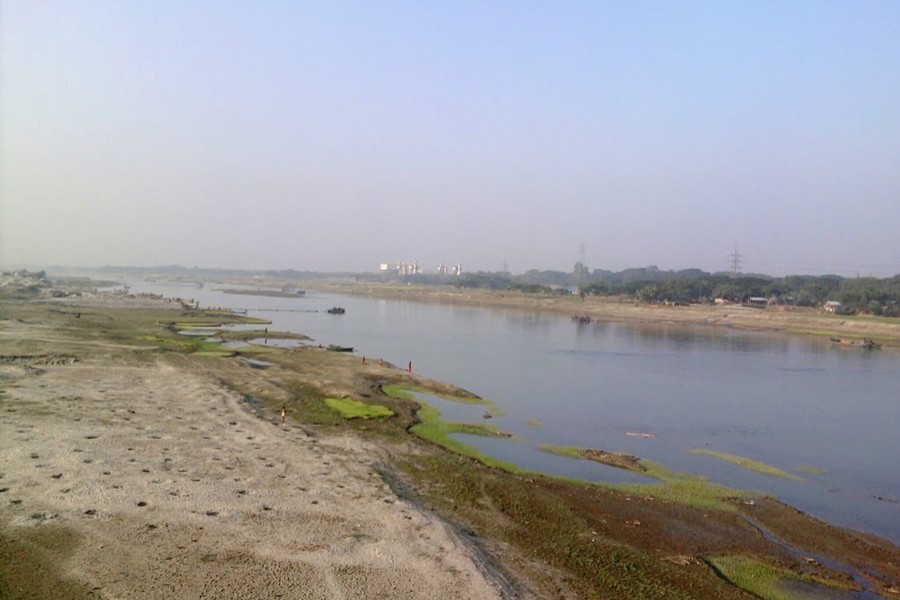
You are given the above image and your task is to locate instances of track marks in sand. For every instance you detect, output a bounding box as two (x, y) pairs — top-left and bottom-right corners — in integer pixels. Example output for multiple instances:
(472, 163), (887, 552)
(0, 362), (505, 599)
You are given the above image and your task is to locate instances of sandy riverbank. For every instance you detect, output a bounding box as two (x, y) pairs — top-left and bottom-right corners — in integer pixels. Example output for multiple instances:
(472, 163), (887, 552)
(0, 306), (510, 599)
(309, 282), (900, 346)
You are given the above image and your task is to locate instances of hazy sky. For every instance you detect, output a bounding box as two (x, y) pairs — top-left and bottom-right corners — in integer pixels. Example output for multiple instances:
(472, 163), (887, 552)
(2, 1), (898, 276)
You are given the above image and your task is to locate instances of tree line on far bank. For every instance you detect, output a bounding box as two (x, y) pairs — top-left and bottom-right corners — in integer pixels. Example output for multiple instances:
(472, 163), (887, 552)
(392, 266), (900, 317)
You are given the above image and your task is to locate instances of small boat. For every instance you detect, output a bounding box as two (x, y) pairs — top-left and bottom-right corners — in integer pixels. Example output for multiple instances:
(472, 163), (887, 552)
(244, 358), (274, 369)
(327, 307), (346, 314)
(830, 337), (881, 350)
(326, 344), (354, 352)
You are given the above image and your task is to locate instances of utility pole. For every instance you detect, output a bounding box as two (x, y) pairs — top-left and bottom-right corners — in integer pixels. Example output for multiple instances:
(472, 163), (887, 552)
(575, 242), (587, 292)
(728, 245), (742, 279)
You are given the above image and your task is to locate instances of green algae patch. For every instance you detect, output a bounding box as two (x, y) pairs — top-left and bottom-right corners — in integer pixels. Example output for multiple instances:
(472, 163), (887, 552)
(688, 449), (804, 481)
(708, 555), (799, 600)
(707, 555), (858, 600)
(384, 386), (524, 473)
(538, 445), (754, 511)
(324, 397), (394, 420)
(381, 383), (501, 413)
(611, 459), (757, 512)
(797, 465), (828, 475)
(220, 329), (310, 342)
(192, 350), (235, 358)
(137, 335), (224, 354)
(540, 445), (645, 472)
(539, 445), (583, 459)
(522, 418), (544, 428)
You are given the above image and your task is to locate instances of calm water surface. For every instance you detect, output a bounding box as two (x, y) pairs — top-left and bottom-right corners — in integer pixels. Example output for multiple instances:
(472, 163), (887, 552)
(129, 282), (900, 544)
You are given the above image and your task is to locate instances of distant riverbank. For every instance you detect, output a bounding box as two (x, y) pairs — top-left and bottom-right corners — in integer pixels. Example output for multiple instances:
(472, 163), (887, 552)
(307, 282), (900, 347)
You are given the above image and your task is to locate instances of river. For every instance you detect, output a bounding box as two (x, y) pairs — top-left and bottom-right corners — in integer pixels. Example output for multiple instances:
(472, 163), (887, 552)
(127, 281), (900, 545)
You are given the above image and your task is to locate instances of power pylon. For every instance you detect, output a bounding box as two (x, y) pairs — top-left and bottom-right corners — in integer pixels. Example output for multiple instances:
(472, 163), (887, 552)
(728, 245), (742, 278)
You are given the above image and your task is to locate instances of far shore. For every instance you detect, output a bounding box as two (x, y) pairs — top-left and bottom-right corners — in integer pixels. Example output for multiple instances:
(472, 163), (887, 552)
(305, 281), (900, 346)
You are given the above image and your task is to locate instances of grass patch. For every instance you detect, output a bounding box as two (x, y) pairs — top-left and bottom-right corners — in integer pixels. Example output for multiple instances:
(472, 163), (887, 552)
(536, 445), (756, 511)
(382, 383), (487, 405)
(323, 397), (394, 420)
(539, 445), (583, 459)
(796, 465), (828, 475)
(399, 452), (720, 599)
(286, 383), (343, 426)
(539, 445), (644, 471)
(384, 386), (525, 473)
(688, 449), (804, 481)
(192, 350), (235, 358)
(610, 459), (756, 512)
(387, 383), (504, 417)
(707, 554), (858, 599)
(221, 329), (310, 342)
(522, 418), (544, 428)
(408, 403), (523, 471)
(707, 555), (799, 600)
(137, 335), (224, 354)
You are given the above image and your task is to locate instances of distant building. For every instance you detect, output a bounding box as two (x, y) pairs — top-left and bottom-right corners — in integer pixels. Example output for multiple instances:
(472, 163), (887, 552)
(380, 261), (421, 275)
(747, 296), (767, 307)
(380, 260), (460, 276)
(824, 300), (842, 313)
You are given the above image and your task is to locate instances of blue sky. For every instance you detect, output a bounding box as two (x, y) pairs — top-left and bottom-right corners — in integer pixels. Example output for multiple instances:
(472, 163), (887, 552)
(2, 1), (898, 275)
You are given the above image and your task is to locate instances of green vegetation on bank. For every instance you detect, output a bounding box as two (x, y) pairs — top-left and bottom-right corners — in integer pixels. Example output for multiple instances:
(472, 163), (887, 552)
(384, 386), (523, 472)
(610, 459), (758, 512)
(382, 383), (486, 405)
(708, 555), (802, 600)
(538, 445), (757, 512)
(707, 555), (858, 600)
(366, 263), (900, 316)
(688, 449), (804, 481)
(539, 445), (587, 459)
(400, 451), (732, 599)
(796, 465), (828, 475)
(323, 397), (393, 419)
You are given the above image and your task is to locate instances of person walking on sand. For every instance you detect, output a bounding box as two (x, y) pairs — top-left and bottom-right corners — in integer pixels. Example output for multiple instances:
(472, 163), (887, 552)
(281, 405), (286, 425)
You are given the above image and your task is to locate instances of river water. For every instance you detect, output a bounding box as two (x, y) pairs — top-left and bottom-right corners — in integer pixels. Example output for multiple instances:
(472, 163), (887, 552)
(128, 282), (900, 544)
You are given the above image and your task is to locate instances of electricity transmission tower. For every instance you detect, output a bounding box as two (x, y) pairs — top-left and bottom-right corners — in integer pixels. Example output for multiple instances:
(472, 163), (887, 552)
(728, 245), (742, 278)
(575, 242), (587, 288)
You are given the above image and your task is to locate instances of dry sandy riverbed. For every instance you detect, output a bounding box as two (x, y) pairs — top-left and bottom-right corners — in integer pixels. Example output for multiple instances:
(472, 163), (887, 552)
(0, 350), (508, 598)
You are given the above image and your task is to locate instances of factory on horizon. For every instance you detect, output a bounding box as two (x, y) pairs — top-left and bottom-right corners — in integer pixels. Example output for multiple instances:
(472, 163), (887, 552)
(379, 261), (462, 276)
